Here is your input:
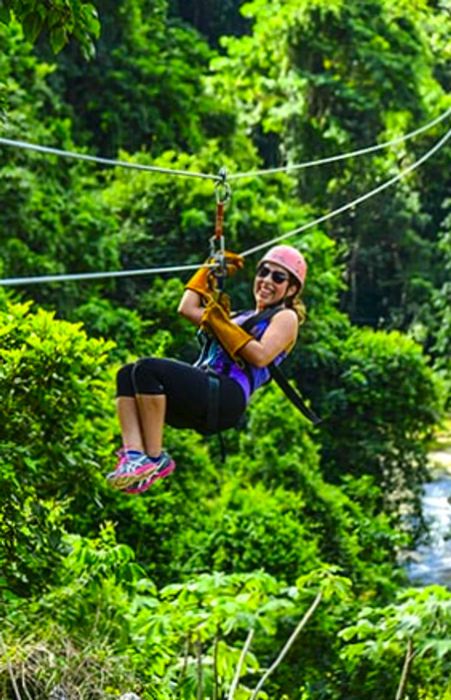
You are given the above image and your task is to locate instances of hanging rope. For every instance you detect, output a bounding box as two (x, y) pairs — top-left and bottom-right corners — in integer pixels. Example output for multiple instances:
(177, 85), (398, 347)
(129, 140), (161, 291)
(239, 126), (451, 258)
(229, 107), (451, 181)
(0, 137), (220, 181)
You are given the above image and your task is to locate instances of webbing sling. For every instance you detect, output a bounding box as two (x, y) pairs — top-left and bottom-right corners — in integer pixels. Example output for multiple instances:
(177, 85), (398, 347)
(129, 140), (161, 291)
(268, 363), (322, 425)
(206, 371), (220, 434)
(205, 370), (227, 462)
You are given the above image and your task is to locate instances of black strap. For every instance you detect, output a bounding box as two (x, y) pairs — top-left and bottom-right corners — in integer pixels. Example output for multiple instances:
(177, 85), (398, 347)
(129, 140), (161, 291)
(217, 432), (227, 463)
(206, 371), (220, 434)
(239, 304), (284, 333)
(269, 363), (322, 425)
(241, 305), (322, 425)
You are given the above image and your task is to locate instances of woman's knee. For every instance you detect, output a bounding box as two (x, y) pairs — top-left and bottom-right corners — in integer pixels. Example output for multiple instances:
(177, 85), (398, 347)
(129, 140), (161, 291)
(116, 363), (135, 397)
(131, 358), (165, 395)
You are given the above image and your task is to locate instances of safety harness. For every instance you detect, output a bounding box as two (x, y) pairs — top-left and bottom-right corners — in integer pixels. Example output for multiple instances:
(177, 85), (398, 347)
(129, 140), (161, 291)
(196, 304), (321, 434)
(199, 168), (321, 434)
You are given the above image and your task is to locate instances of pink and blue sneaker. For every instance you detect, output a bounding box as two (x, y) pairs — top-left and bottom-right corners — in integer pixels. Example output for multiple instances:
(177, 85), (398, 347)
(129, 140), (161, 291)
(106, 449), (160, 490)
(107, 449), (176, 492)
(125, 452), (176, 495)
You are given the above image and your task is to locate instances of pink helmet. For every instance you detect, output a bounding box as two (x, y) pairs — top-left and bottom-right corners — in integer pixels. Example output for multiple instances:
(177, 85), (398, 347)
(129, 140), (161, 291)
(259, 245), (307, 287)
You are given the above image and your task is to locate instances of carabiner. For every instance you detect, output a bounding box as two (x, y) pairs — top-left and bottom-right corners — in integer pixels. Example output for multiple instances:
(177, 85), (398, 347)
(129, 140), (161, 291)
(214, 166), (231, 206)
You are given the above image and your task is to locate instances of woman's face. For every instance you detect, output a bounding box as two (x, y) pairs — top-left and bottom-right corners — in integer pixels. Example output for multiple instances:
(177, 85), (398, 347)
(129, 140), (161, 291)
(253, 262), (298, 309)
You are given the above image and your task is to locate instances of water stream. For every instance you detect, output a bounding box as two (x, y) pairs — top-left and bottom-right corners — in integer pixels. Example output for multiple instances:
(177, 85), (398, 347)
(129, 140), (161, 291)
(405, 470), (451, 587)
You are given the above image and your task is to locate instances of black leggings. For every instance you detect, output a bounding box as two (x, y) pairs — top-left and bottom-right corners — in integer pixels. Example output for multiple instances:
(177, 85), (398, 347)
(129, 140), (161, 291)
(116, 358), (246, 434)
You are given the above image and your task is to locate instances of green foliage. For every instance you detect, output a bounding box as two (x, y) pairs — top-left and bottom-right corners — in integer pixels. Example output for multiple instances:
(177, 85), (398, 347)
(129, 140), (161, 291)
(2, 526), (352, 700)
(178, 480), (322, 581)
(39, 523), (148, 639)
(239, 386), (407, 593)
(73, 297), (155, 361)
(0, 3), (450, 699)
(48, 0), (234, 156)
(171, 0), (250, 48)
(338, 586), (451, 700)
(210, 0), (451, 332)
(0, 19), (121, 313)
(414, 201), (451, 398)
(0, 300), (115, 596)
(314, 326), (442, 521)
(0, 0), (100, 56)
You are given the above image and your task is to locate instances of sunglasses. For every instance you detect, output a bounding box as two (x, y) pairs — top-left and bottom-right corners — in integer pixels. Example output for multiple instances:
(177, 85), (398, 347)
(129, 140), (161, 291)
(257, 265), (289, 285)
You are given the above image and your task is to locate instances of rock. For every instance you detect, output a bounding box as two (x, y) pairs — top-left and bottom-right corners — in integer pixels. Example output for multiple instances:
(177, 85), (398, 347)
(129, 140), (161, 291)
(49, 686), (68, 700)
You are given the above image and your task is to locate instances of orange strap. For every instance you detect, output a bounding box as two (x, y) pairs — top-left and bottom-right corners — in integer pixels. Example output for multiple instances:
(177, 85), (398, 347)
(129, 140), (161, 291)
(215, 201), (225, 240)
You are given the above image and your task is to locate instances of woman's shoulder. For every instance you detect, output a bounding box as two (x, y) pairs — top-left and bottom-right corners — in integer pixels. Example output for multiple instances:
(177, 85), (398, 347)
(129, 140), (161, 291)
(271, 307), (299, 326)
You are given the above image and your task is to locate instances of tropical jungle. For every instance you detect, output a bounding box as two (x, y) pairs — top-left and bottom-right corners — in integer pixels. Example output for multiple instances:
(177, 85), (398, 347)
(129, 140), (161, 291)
(0, 1), (450, 699)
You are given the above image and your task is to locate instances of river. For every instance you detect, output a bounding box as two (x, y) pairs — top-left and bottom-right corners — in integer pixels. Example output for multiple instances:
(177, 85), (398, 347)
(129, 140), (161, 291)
(405, 449), (451, 587)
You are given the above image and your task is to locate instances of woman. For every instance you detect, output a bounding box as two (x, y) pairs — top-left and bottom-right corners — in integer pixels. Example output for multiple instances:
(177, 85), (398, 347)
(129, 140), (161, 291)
(107, 244), (307, 494)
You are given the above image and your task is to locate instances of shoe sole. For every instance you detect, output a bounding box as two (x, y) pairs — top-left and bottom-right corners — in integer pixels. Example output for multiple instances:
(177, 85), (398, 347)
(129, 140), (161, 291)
(125, 461), (176, 495)
(107, 462), (159, 490)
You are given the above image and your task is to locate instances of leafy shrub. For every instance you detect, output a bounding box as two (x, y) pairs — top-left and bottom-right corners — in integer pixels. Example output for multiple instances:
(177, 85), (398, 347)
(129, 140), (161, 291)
(338, 585), (451, 700)
(0, 300), (115, 596)
(314, 326), (442, 519)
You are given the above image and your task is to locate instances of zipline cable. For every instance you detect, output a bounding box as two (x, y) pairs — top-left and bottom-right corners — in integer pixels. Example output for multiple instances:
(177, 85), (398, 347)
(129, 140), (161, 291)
(239, 126), (451, 258)
(0, 263), (211, 286)
(0, 108), (449, 183)
(0, 125), (449, 287)
(0, 136), (220, 181)
(229, 107), (451, 181)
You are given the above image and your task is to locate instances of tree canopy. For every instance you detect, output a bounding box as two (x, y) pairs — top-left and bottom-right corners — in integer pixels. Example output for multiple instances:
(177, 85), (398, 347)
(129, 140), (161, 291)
(0, 1), (450, 698)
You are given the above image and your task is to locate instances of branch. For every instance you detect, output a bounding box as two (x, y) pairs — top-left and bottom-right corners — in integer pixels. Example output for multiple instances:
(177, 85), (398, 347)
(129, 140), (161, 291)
(196, 635), (203, 700)
(213, 630), (220, 700)
(178, 634), (191, 688)
(250, 591), (323, 700)
(395, 638), (414, 700)
(228, 628), (255, 700)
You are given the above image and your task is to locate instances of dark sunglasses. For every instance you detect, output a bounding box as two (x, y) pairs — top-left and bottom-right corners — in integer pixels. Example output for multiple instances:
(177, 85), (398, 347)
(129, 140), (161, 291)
(257, 265), (289, 285)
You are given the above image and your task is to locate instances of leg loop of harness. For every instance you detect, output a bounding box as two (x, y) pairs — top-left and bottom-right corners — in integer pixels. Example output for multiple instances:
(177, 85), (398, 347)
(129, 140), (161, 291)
(205, 370), (228, 463)
(206, 370), (220, 434)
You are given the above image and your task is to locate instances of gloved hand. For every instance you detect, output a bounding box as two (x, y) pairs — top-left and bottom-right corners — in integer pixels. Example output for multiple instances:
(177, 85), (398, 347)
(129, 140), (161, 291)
(185, 251), (244, 300)
(201, 298), (253, 360)
(184, 264), (215, 300)
(222, 251), (245, 277)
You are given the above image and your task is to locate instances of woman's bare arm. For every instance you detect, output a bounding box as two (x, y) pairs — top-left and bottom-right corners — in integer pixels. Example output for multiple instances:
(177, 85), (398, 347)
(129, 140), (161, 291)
(178, 289), (205, 326)
(239, 309), (298, 367)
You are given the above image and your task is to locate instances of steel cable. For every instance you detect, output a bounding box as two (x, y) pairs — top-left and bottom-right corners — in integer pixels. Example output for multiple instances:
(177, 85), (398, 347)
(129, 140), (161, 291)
(0, 136), (220, 181)
(229, 108), (451, 181)
(0, 122), (450, 286)
(239, 126), (451, 258)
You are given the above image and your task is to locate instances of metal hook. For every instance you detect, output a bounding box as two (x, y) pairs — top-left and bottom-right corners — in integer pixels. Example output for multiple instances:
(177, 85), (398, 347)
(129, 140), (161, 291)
(215, 166), (231, 205)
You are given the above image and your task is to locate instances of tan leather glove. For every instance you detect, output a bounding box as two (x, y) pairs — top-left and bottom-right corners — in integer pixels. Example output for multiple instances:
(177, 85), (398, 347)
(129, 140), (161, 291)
(201, 299), (253, 360)
(222, 251), (245, 276)
(185, 251), (244, 300)
(184, 264), (215, 300)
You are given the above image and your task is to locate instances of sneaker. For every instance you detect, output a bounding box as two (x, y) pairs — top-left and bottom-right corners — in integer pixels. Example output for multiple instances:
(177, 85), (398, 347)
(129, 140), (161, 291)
(106, 451), (159, 490)
(125, 452), (176, 495)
